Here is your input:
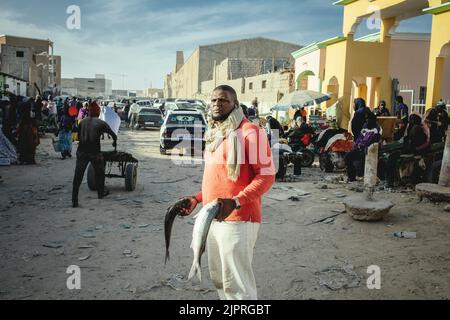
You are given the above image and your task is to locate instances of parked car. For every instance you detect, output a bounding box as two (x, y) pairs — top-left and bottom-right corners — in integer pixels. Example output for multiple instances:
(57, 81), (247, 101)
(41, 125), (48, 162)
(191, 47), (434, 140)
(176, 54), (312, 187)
(175, 98), (208, 108)
(135, 108), (164, 129)
(136, 100), (153, 109)
(159, 110), (207, 155)
(163, 101), (194, 112)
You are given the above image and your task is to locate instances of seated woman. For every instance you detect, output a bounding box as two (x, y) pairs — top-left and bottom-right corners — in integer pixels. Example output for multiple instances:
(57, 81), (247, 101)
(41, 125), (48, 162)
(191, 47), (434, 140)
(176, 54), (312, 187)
(403, 113), (430, 155)
(345, 112), (381, 182)
(384, 113), (429, 187)
(424, 109), (440, 144)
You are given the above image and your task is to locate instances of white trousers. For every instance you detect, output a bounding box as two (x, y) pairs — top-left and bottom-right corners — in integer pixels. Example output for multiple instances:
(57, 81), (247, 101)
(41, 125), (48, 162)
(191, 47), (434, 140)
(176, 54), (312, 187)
(207, 220), (260, 300)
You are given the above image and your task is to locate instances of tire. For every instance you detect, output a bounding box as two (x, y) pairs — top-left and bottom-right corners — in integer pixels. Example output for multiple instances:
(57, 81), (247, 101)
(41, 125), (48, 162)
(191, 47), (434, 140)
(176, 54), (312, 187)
(125, 163), (137, 191)
(320, 153), (334, 173)
(87, 163), (97, 191)
(159, 145), (167, 155)
(300, 149), (315, 167)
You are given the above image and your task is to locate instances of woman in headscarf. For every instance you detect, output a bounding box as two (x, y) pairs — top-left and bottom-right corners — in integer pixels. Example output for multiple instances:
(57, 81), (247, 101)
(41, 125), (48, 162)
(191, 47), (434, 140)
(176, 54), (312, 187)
(345, 112), (381, 182)
(77, 102), (89, 123)
(56, 106), (76, 159)
(424, 108), (441, 144)
(16, 101), (39, 164)
(351, 98), (371, 140)
(403, 113), (429, 155)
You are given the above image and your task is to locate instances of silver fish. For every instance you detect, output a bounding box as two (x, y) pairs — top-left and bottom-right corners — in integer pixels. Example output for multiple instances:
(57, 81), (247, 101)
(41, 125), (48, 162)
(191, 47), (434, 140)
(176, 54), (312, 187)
(164, 198), (191, 264)
(188, 201), (221, 282)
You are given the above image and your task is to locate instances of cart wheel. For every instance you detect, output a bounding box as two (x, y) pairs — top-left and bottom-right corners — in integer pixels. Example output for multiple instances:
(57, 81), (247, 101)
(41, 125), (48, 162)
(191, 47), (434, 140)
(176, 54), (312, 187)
(87, 163), (97, 191)
(300, 149), (315, 167)
(125, 163), (137, 191)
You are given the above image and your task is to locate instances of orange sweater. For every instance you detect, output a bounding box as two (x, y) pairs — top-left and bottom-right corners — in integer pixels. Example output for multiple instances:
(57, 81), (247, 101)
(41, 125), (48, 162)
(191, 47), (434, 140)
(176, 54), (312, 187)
(195, 118), (275, 223)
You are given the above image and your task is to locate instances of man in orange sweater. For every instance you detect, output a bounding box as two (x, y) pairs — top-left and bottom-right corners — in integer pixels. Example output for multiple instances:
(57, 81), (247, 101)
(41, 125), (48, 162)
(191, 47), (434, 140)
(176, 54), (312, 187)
(181, 85), (275, 300)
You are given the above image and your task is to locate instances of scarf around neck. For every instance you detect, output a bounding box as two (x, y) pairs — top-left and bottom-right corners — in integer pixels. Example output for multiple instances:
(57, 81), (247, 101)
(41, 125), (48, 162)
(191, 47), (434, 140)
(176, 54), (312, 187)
(205, 107), (245, 182)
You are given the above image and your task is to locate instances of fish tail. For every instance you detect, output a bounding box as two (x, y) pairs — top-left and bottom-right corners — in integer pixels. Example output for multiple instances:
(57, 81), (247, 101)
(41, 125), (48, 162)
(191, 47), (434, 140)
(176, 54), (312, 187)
(188, 260), (201, 282)
(164, 250), (170, 265)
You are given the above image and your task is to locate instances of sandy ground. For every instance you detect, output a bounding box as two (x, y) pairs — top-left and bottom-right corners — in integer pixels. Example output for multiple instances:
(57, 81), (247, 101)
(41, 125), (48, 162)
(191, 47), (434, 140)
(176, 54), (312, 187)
(1, 127), (450, 300)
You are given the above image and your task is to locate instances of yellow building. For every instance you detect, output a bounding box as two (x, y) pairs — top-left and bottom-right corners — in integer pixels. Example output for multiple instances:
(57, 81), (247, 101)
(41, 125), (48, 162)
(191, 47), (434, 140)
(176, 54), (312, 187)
(326, 0), (450, 129)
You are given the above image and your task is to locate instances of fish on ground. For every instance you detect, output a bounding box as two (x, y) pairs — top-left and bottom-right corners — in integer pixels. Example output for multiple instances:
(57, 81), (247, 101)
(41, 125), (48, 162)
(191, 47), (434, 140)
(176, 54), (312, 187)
(164, 198), (191, 264)
(188, 201), (221, 282)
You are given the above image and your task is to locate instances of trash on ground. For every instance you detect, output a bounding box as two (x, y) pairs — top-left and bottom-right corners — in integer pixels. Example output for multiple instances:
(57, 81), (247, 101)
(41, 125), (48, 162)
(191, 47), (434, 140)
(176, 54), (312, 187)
(42, 242), (63, 249)
(394, 231), (417, 239)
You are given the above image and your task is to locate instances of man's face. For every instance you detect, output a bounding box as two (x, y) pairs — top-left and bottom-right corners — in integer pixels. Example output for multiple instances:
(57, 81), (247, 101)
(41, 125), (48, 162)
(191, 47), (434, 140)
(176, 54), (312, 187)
(211, 89), (236, 122)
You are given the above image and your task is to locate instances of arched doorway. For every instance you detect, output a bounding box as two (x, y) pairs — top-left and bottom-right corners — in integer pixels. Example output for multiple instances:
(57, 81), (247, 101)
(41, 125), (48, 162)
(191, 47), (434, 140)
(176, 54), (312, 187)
(326, 76), (339, 108)
(296, 70), (315, 91)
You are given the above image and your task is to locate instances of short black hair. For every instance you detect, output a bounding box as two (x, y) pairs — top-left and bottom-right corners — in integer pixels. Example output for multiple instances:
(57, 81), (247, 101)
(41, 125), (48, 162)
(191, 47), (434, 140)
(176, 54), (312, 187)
(213, 85), (237, 103)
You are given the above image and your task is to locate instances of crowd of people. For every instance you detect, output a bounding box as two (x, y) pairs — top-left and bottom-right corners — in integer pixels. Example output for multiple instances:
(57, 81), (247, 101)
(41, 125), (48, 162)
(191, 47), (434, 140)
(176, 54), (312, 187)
(0, 93), (126, 164)
(346, 96), (449, 186)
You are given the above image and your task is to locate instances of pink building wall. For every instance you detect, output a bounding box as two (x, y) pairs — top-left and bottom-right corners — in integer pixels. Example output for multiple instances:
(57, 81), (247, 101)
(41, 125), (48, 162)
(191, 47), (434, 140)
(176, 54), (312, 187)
(389, 36), (450, 103)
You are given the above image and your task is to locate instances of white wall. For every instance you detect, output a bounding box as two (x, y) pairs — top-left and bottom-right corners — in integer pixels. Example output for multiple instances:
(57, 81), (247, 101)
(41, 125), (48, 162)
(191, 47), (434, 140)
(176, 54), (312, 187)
(294, 49), (323, 91)
(5, 77), (27, 96)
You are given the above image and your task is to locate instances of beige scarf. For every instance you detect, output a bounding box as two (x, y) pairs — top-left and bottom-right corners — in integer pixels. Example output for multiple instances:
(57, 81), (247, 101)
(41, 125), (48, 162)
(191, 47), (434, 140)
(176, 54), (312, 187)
(205, 107), (245, 182)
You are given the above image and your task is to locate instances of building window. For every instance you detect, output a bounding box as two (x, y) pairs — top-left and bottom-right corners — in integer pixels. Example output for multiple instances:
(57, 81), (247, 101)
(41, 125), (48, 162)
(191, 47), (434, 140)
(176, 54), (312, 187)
(88, 80), (94, 83)
(262, 80), (267, 89)
(88, 87), (95, 90)
(249, 82), (253, 90)
(16, 51), (24, 58)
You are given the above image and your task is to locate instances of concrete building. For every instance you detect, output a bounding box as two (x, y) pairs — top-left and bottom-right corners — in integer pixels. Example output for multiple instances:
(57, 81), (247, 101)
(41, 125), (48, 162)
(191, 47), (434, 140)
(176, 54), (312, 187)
(61, 74), (112, 98)
(0, 35), (59, 97)
(112, 89), (129, 97)
(50, 55), (62, 96)
(0, 71), (27, 97)
(165, 37), (301, 99)
(143, 87), (164, 98)
(201, 56), (295, 114)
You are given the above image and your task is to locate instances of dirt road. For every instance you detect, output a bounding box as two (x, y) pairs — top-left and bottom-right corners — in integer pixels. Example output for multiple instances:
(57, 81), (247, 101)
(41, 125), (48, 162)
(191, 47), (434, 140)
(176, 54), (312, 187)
(1, 128), (449, 300)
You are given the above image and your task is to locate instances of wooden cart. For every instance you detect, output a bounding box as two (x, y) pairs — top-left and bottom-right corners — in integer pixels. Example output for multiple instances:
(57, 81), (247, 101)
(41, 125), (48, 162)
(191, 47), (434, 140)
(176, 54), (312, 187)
(87, 150), (138, 191)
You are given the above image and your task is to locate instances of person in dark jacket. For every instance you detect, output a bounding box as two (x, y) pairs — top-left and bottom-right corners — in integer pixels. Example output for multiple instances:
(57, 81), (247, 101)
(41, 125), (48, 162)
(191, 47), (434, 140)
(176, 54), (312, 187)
(17, 101), (39, 165)
(346, 112), (381, 182)
(425, 108), (441, 144)
(71, 102), (117, 208)
(435, 100), (449, 141)
(374, 100), (390, 116)
(351, 98), (371, 140)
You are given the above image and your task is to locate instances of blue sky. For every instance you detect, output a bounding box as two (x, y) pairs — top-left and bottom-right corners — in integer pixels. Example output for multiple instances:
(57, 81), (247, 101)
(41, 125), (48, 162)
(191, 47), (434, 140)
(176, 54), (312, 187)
(0, 0), (431, 90)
